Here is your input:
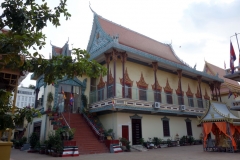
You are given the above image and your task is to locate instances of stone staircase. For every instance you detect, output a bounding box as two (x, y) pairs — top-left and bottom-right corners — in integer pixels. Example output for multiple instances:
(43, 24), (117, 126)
(62, 113), (109, 154)
(131, 145), (148, 152)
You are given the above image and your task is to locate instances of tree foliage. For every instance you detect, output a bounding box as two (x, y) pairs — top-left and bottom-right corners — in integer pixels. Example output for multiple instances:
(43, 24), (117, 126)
(0, 0), (107, 84)
(0, 0), (107, 130)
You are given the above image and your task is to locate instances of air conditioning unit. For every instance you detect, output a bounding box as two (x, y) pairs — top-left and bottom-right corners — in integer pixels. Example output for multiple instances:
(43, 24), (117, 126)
(179, 105), (185, 111)
(153, 102), (161, 109)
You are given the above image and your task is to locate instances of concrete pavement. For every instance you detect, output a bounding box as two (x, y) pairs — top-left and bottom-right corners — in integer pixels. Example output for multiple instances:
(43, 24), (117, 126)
(10, 145), (240, 160)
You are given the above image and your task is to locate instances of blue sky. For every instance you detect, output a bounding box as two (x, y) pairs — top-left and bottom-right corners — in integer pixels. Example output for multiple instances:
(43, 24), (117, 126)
(14, 0), (240, 86)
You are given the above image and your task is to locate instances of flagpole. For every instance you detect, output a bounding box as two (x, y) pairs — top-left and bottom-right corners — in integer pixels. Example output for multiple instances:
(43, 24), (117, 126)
(231, 33), (240, 67)
(235, 33), (240, 67)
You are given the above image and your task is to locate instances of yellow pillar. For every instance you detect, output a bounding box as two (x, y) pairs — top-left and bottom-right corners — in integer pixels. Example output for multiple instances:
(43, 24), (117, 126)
(0, 78), (18, 160)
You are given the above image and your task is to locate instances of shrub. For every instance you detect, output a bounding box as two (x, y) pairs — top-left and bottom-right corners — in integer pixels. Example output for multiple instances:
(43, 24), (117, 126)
(29, 132), (39, 149)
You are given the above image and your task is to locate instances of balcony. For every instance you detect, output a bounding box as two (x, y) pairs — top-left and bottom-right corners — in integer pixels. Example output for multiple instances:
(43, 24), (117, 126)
(224, 66), (240, 81)
(89, 83), (209, 115)
(231, 100), (240, 111)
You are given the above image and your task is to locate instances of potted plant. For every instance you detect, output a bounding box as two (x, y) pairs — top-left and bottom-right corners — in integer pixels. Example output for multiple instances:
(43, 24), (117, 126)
(29, 132), (39, 152)
(104, 129), (113, 140)
(140, 138), (145, 146)
(119, 137), (131, 152)
(152, 137), (161, 148)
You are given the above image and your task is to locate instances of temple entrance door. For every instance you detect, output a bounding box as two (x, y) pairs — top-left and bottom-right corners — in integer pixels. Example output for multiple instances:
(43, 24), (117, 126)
(122, 125), (129, 141)
(132, 119), (142, 145)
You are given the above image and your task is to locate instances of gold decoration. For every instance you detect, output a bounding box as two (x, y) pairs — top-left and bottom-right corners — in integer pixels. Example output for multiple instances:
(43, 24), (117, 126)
(164, 79), (173, 93)
(97, 75), (106, 89)
(136, 73), (148, 88)
(151, 79), (162, 91)
(186, 84), (193, 97)
(120, 68), (133, 86)
(204, 88), (210, 100)
(195, 86), (201, 98)
(105, 69), (114, 85)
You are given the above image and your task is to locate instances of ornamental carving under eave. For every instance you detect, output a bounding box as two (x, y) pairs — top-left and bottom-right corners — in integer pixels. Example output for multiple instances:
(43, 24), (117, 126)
(176, 81), (184, 95)
(204, 88), (210, 100)
(97, 75), (105, 89)
(136, 73), (148, 88)
(186, 84), (193, 97)
(195, 86), (202, 98)
(105, 69), (114, 85)
(120, 68), (133, 86)
(151, 79), (162, 91)
(164, 79), (173, 93)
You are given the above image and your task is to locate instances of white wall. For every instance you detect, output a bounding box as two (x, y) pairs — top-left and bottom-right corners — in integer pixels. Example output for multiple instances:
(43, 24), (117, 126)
(99, 112), (202, 144)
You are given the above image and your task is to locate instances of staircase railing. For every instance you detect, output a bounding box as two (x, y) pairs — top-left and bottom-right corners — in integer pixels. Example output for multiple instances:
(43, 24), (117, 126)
(60, 112), (71, 130)
(82, 113), (104, 142)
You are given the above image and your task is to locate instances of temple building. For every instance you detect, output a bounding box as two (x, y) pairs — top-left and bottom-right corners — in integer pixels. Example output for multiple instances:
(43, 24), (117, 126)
(29, 10), (226, 152)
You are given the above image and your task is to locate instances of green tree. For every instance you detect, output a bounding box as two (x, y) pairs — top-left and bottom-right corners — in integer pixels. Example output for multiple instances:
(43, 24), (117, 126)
(0, 0), (106, 133)
(28, 85), (36, 89)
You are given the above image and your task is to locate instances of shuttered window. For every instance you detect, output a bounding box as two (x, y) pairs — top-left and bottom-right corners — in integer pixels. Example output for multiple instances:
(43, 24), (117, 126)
(186, 121), (192, 136)
(154, 91), (161, 102)
(166, 94), (173, 104)
(162, 120), (170, 137)
(139, 87), (147, 101)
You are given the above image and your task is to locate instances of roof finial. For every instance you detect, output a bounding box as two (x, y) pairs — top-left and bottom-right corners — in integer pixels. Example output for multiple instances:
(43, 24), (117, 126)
(89, 1), (96, 14)
(66, 37), (69, 44)
(50, 40), (53, 46)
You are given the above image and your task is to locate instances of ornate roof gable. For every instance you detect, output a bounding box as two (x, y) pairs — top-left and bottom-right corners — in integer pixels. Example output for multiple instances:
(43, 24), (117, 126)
(120, 68), (133, 86)
(164, 79), (173, 93)
(87, 15), (113, 55)
(186, 84), (193, 97)
(136, 73), (148, 88)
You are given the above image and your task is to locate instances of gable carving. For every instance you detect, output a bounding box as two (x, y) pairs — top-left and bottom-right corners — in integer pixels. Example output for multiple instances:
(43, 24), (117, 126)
(136, 73), (148, 88)
(120, 68), (133, 86)
(186, 84), (193, 97)
(151, 79), (162, 91)
(164, 79), (173, 93)
(89, 27), (110, 54)
(204, 88), (210, 100)
(195, 86), (202, 98)
(97, 75), (105, 89)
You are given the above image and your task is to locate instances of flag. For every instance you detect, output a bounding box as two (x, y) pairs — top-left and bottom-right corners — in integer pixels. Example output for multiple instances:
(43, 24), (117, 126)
(224, 61), (226, 70)
(230, 41), (236, 74)
(228, 90), (232, 99)
(69, 93), (74, 106)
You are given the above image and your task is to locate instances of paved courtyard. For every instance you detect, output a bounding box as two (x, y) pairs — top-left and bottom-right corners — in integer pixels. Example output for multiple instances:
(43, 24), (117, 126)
(11, 145), (240, 160)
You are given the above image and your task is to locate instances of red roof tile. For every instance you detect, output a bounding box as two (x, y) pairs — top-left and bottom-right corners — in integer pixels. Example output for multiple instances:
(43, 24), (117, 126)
(54, 47), (62, 54)
(97, 16), (185, 65)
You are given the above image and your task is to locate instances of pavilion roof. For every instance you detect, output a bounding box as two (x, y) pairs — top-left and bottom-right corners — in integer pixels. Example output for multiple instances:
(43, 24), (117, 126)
(199, 101), (240, 123)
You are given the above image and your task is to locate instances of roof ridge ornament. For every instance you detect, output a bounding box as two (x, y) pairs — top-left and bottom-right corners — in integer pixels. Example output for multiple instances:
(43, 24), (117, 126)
(89, 1), (97, 15)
